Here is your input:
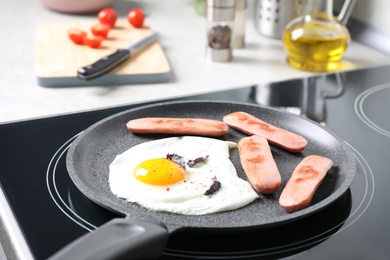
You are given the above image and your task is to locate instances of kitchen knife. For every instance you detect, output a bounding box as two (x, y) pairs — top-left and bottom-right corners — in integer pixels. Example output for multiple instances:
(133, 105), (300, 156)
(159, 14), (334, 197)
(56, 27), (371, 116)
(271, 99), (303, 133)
(77, 32), (158, 80)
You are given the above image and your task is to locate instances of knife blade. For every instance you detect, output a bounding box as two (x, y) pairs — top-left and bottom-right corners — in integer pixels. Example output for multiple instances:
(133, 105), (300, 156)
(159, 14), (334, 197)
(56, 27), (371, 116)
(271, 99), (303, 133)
(77, 32), (158, 80)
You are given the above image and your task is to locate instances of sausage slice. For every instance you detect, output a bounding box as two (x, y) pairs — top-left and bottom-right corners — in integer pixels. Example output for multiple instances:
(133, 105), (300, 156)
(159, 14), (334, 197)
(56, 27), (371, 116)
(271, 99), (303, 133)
(126, 117), (229, 137)
(223, 111), (307, 153)
(279, 155), (334, 212)
(238, 135), (281, 194)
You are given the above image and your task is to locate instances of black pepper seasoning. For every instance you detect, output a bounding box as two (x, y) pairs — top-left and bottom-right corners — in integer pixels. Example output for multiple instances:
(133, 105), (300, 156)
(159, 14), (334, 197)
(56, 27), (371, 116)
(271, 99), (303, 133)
(206, 0), (235, 62)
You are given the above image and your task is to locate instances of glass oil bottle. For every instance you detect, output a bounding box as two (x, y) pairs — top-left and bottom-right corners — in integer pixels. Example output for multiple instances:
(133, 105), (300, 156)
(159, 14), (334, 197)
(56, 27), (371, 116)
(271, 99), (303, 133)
(283, 0), (351, 72)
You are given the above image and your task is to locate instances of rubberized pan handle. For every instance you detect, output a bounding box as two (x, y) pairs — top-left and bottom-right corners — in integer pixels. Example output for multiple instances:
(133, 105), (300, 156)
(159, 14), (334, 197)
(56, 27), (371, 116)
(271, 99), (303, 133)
(48, 217), (169, 260)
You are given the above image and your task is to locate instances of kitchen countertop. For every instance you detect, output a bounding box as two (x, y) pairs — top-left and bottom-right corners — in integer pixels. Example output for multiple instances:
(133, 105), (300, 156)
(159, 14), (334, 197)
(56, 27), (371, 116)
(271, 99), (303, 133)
(1, 0), (390, 125)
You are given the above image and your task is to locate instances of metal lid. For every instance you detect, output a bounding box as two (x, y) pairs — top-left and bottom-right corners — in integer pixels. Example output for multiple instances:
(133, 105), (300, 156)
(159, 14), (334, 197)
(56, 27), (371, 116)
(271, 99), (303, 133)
(207, 0), (235, 7)
(207, 0), (235, 21)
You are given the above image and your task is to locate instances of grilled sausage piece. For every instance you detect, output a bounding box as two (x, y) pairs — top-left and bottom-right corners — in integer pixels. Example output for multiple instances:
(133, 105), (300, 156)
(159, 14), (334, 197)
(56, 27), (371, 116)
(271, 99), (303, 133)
(126, 117), (229, 137)
(238, 135), (281, 194)
(279, 155), (334, 213)
(223, 111), (307, 153)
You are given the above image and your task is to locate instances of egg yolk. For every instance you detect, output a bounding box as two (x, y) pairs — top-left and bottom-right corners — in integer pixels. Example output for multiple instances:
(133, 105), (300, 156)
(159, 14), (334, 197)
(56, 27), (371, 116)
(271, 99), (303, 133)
(133, 158), (186, 185)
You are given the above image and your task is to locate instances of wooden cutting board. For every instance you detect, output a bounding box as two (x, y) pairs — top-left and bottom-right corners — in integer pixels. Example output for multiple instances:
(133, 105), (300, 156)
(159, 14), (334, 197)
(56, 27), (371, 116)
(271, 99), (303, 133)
(35, 20), (171, 87)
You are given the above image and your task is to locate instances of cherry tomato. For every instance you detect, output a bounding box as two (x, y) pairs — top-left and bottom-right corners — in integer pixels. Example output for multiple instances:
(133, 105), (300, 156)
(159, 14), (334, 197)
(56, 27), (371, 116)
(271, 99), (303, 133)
(83, 35), (104, 48)
(67, 28), (87, 45)
(97, 8), (117, 28)
(127, 8), (145, 28)
(91, 23), (111, 38)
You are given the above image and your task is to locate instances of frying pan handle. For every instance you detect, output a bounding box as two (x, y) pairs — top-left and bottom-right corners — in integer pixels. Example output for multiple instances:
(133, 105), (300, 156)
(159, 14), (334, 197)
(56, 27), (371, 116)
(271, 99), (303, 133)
(48, 217), (169, 260)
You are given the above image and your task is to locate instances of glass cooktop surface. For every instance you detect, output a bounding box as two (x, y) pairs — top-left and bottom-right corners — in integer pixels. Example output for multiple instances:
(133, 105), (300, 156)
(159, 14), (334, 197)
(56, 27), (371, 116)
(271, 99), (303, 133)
(1, 64), (390, 259)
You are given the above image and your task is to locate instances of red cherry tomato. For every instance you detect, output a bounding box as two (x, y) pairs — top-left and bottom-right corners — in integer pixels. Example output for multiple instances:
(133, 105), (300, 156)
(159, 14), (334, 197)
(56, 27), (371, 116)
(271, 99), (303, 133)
(127, 8), (145, 28)
(67, 28), (87, 45)
(91, 23), (111, 38)
(83, 35), (104, 48)
(97, 8), (117, 28)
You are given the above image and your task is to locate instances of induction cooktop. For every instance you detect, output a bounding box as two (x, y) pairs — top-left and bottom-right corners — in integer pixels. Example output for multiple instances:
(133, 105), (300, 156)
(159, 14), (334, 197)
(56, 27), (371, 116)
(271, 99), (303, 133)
(1, 62), (390, 259)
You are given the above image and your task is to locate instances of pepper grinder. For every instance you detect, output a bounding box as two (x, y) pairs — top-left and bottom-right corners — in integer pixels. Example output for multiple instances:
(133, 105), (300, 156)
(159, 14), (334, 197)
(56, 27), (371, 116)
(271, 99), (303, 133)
(206, 0), (235, 62)
(233, 0), (246, 48)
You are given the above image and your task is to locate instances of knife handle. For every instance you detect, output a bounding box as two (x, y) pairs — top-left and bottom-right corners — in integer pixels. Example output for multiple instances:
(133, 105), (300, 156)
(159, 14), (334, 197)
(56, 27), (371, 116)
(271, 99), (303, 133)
(77, 49), (131, 80)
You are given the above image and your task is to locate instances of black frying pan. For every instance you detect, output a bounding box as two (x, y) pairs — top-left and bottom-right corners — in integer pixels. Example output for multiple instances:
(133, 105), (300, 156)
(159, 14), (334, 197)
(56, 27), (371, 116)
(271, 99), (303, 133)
(50, 100), (356, 259)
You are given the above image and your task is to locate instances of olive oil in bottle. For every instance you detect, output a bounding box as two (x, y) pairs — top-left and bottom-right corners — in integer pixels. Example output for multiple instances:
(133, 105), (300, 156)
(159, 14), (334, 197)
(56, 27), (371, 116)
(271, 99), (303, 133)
(283, 0), (351, 72)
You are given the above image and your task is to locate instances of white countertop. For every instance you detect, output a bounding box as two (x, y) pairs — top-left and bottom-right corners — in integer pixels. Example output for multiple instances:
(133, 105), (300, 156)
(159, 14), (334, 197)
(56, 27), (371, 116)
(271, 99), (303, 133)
(1, 0), (390, 125)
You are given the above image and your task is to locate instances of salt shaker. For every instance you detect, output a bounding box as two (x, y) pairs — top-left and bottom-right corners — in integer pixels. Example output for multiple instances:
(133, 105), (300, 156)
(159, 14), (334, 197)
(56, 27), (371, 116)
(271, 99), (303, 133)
(233, 0), (246, 48)
(206, 0), (235, 62)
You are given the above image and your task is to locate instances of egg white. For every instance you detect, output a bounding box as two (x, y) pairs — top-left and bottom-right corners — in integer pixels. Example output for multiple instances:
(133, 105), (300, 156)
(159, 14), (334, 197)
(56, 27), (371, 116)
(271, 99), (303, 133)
(109, 136), (258, 215)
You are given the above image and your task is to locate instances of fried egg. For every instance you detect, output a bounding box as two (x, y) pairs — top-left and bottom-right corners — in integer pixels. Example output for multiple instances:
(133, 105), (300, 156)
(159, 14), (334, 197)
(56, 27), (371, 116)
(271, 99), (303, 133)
(109, 136), (258, 215)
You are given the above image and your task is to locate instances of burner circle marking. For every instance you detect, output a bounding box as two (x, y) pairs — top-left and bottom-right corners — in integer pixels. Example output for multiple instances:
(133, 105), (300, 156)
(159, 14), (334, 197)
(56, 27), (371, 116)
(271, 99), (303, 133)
(46, 132), (97, 232)
(354, 83), (390, 138)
